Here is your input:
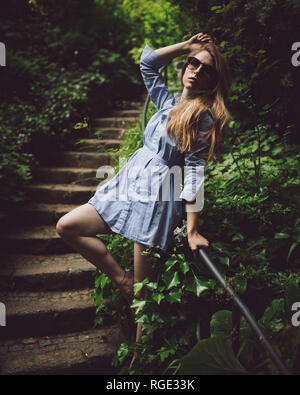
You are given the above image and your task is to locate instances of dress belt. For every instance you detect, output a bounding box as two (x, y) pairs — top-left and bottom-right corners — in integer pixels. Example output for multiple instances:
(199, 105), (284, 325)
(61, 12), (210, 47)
(142, 144), (171, 167)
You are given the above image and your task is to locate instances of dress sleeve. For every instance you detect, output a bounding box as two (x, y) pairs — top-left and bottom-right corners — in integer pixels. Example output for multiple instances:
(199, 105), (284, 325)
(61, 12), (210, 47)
(140, 43), (174, 111)
(179, 110), (213, 211)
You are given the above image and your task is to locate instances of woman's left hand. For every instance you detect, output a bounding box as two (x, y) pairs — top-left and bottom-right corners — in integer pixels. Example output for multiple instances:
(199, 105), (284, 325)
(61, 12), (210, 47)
(187, 231), (209, 261)
(186, 32), (213, 53)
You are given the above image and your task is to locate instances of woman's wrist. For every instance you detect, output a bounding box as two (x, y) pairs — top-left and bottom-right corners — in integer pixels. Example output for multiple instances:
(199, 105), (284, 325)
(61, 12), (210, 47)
(154, 41), (189, 63)
(187, 229), (198, 237)
(181, 40), (190, 53)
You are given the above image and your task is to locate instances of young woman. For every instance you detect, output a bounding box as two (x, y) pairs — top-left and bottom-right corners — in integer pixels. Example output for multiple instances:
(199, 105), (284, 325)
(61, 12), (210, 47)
(56, 32), (231, 370)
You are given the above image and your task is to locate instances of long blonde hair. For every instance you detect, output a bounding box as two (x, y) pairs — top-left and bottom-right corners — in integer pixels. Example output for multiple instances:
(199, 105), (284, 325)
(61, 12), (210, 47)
(166, 42), (232, 164)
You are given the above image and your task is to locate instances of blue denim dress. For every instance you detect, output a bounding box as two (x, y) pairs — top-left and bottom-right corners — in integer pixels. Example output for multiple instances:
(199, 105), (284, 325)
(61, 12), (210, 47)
(88, 43), (213, 251)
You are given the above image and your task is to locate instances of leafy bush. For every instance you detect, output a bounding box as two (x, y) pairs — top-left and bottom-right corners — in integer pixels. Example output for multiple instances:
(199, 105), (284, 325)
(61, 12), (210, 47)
(0, 0), (141, 222)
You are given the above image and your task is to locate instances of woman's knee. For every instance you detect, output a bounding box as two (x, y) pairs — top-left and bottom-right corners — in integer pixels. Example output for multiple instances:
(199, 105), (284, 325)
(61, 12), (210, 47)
(56, 215), (76, 239)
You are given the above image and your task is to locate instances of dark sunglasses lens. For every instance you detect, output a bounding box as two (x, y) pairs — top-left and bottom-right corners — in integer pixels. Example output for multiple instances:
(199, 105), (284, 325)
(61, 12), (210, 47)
(188, 57), (200, 69)
(188, 57), (216, 75)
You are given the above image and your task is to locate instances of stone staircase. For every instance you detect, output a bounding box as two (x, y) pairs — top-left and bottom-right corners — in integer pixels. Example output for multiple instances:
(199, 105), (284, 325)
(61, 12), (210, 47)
(0, 99), (143, 375)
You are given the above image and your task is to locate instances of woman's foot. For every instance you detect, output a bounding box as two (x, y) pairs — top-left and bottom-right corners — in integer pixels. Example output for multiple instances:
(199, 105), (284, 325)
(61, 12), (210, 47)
(117, 270), (135, 319)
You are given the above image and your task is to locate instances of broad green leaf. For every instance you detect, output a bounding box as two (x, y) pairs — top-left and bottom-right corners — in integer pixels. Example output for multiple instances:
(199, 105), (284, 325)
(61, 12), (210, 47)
(259, 298), (285, 336)
(210, 310), (254, 368)
(178, 335), (247, 375)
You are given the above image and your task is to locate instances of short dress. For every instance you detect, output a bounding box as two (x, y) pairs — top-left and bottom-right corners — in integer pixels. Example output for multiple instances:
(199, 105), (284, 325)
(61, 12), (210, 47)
(88, 43), (214, 252)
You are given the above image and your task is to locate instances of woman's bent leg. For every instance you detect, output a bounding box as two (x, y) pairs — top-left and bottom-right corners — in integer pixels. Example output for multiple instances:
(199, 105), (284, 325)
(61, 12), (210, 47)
(56, 203), (128, 286)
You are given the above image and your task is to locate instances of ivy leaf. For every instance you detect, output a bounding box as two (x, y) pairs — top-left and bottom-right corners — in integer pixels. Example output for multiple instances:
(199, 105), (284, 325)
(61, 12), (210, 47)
(219, 256), (230, 268)
(166, 290), (182, 304)
(130, 299), (146, 314)
(179, 261), (190, 275)
(152, 293), (165, 305)
(146, 281), (158, 291)
(232, 233), (244, 241)
(165, 259), (177, 271)
(211, 242), (224, 253)
(162, 271), (180, 289)
(168, 271), (180, 289)
(158, 347), (176, 362)
(133, 281), (144, 295)
(186, 275), (209, 297)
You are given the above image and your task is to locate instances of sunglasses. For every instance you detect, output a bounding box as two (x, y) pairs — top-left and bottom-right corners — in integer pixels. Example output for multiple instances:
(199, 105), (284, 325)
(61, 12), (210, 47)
(187, 56), (217, 78)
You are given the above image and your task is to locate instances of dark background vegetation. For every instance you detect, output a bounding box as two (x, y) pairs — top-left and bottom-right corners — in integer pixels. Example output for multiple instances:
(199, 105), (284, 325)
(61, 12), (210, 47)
(0, 0), (299, 375)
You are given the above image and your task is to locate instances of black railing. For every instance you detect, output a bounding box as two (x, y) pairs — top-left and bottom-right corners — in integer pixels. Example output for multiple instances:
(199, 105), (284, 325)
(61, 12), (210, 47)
(198, 248), (290, 375)
(141, 65), (290, 375)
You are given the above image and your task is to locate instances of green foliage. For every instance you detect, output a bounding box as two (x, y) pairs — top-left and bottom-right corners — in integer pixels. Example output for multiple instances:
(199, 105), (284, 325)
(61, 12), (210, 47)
(178, 335), (247, 375)
(0, 0), (140, 222)
(121, 0), (190, 63)
(0, 107), (34, 218)
(173, 282), (300, 375)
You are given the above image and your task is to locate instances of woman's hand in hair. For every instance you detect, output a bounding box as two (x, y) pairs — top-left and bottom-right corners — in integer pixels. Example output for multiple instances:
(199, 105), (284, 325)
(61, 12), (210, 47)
(186, 33), (213, 53)
(187, 230), (210, 261)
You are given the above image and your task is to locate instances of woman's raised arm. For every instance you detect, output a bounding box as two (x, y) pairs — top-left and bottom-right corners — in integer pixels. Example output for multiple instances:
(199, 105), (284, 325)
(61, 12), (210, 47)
(154, 33), (213, 63)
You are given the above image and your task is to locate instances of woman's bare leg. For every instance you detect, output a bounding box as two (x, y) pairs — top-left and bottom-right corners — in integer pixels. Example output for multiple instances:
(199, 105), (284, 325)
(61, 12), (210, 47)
(55, 203), (133, 295)
(129, 242), (157, 370)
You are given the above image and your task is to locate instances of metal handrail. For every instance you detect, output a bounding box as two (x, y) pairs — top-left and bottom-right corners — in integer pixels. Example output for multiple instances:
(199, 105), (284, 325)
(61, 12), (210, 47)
(198, 248), (290, 375)
(141, 65), (290, 375)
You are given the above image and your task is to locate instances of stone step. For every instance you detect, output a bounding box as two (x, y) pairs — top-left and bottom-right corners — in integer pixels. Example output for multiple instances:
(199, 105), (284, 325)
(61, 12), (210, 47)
(65, 138), (122, 152)
(24, 184), (97, 204)
(32, 167), (103, 187)
(73, 127), (125, 140)
(0, 253), (95, 292)
(0, 224), (75, 254)
(92, 117), (138, 129)
(93, 128), (125, 140)
(108, 109), (141, 118)
(114, 98), (145, 110)
(0, 288), (112, 340)
(2, 203), (80, 229)
(0, 323), (125, 375)
(56, 151), (118, 168)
